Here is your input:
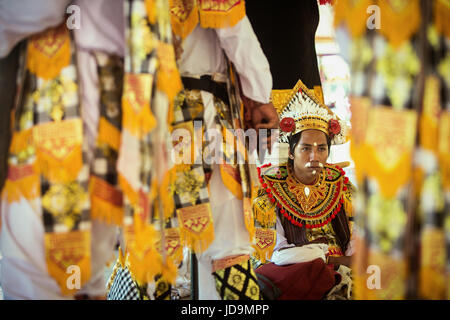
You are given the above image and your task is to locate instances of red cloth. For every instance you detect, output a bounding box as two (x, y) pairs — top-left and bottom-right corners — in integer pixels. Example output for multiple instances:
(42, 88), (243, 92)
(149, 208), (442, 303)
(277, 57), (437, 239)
(255, 258), (341, 300)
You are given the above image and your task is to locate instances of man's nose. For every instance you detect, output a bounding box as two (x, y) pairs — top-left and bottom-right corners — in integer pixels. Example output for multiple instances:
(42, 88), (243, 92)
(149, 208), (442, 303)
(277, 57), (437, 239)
(309, 149), (319, 161)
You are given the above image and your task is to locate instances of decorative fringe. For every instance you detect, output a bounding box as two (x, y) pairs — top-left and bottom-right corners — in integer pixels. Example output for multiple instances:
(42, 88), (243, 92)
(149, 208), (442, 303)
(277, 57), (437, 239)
(9, 128), (33, 155)
(34, 144), (83, 184)
(434, 0), (450, 39)
(364, 145), (413, 199)
(439, 112), (450, 190)
(89, 175), (124, 225)
(122, 94), (157, 139)
(170, 0), (199, 40)
(252, 194), (276, 228)
(179, 219), (215, 254)
(97, 117), (121, 151)
(161, 227), (183, 265)
(419, 229), (446, 300)
(177, 203), (215, 254)
(243, 197), (255, 242)
(364, 249), (407, 300)
(420, 76), (440, 153)
(253, 228), (276, 264)
(378, 0), (421, 49)
(32, 119), (84, 184)
(2, 171), (40, 203)
(161, 256), (178, 285)
(126, 218), (163, 284)
(90, 195), (124, 226)
(343, 194), (353, 218)
(119, 173), (139, 207)
(44, 231), (91, 296)
(106, 246), (126, 292)
(27, 24), (71, 80)
(159, 169), (176, 220)
(333, 0), (374, 38)
(156, 41), (183, 108)
(145, 0), (157, 24)
(198, 1), (245, 29)
(220, 164), (243, 200)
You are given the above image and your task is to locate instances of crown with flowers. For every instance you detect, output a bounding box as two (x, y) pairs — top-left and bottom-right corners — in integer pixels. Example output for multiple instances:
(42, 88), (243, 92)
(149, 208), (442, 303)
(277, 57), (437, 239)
(277, 80), (348, 145)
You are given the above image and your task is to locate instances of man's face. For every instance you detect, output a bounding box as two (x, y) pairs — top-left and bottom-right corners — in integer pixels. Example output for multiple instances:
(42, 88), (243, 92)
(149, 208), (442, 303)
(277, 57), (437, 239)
(290, 129), (329, 184)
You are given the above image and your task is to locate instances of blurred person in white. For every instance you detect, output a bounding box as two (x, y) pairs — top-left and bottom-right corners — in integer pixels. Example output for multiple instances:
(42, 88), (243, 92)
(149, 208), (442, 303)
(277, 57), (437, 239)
(0, 0), (127, 299)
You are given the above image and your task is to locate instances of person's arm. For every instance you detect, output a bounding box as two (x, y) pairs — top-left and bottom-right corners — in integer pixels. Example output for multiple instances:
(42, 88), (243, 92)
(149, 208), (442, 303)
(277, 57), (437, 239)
(273, 215), (295, 252)
(215, 17), (279, 150)
(0, 0), (71, 58)
(215, 16), (272, 104)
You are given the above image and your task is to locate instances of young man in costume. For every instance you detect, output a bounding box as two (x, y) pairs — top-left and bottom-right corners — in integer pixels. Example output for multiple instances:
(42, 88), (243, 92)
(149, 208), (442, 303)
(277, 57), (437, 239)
(166, 0), (279, 300)
(253, 80), (354, 300)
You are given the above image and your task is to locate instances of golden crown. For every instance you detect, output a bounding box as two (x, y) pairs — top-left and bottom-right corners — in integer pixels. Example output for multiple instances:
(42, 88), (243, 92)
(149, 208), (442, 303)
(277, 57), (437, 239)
(274, 80), (348, 145)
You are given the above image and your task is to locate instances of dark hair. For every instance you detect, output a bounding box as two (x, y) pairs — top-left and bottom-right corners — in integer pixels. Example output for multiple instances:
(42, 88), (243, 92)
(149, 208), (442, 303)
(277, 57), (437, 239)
(287, 130), (331, 167)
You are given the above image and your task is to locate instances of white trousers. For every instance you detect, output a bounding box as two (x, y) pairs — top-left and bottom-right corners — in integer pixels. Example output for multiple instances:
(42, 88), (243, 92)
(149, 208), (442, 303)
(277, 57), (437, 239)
(195, 91), (253, 300)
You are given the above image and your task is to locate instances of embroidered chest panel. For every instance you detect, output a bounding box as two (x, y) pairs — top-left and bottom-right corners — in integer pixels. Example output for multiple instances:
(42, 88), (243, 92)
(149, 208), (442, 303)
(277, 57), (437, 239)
(258, 163), (348, 229)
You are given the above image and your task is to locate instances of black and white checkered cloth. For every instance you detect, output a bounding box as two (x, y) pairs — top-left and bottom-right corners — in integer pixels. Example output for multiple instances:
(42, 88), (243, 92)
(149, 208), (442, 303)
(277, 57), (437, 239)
(107, 267), (141, 300)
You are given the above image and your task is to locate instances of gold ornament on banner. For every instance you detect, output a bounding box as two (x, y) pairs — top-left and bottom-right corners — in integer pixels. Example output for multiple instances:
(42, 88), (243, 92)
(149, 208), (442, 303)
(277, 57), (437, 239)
(377, 0), (421, 48)
(334, 0), (375, 38)
(364, 106), (417, 199)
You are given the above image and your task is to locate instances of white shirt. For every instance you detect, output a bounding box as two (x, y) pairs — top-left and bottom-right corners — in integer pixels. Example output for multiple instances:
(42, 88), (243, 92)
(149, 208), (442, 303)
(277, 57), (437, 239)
(178, 17), (272, 104)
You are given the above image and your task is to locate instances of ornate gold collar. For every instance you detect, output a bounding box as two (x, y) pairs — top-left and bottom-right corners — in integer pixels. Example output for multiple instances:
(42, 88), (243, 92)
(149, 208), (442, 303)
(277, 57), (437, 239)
(257, 163), (349, 229)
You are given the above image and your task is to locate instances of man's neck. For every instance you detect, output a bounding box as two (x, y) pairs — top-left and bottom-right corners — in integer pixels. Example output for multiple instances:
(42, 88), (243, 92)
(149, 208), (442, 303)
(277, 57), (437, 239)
(293, 167), (318, 185)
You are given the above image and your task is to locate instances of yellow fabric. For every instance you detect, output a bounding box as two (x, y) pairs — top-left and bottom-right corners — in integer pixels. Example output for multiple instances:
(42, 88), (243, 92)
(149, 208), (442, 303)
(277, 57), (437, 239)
(156, 41), (183, 109)
(364, 145), (413, 199)
(97, 117), (121, 151)
(3, 129), (40, 202)
(90, 194), (124, 226)
(177, 202), (215, 254)
(170, 0), (246, 39)
(121, 73), (157, 139)
(32, 119), (84, 184)
(363, 107), (417, 199)
(126, 217), (163, 284)
(419, 228), (446, 300)
(44, 231), (91, 296)
(219, 164), (243, 200)
(26, 24), (71, 80)
(434, 0), (450, 39)
(253, 228), (276, 264)
(333, 0), (375, 38)
(438, 112), (450, 190)
(252, 193), (276, 228)
(169, 0), (199, 40)
(378, 0), (421, 48)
